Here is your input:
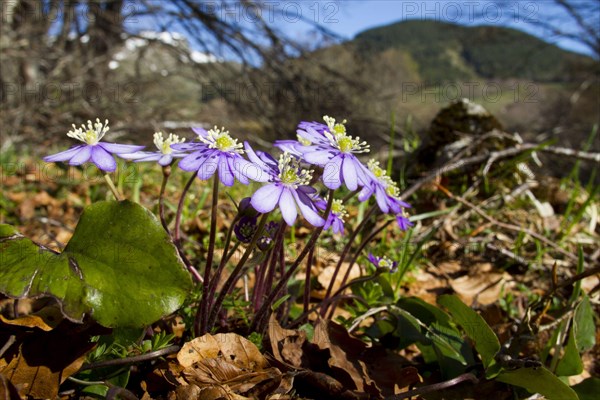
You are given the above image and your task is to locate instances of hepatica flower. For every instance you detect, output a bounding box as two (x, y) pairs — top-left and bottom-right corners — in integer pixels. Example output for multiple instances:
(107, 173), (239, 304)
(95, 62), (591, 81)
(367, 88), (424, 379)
(278, 116), (370, 191)
(367, 253), (398, 273)
(234, 216), (258, 243)
(316, 197), (348, 235)
(120, 132), (186, 166)
(43, 119), (144, 172)
(245, 143), (325, 227)
(172, 126), (255, 186)
(359, 159), (413, 230)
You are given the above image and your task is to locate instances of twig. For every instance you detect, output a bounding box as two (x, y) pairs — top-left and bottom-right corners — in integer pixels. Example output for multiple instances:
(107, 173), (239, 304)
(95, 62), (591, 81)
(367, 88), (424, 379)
(78, 345), (180, 371)
(385, 373), (479, 400)
(401, 139), (600, 199)
(436, 184), (582, 264)
(0, 335), (16, 359)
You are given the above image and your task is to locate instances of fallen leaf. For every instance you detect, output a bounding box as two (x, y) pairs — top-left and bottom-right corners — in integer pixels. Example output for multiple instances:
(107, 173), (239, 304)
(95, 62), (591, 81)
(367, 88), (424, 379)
(177, 333), (284, 399)
(312, 319), (380, 397)
(268, 315), (307, 368)
(0, 305), (64, 331)
(450, 263), (511, 306)
(315, 262), (361, 299)
(0, 321), (99, 399)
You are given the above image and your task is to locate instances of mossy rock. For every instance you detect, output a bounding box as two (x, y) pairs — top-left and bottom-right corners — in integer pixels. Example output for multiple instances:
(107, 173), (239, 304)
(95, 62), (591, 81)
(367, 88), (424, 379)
(415, 98), (504, 169)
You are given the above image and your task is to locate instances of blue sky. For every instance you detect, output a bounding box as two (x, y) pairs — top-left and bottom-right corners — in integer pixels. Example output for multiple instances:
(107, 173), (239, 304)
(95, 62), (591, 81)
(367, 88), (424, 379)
(278, 0), (596, 56)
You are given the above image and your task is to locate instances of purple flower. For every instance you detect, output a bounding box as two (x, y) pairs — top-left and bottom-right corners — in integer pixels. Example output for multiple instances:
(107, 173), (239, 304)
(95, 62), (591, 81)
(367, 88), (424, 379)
(43, 119), (144, 172)
(245, 143), (325, 227)
(359, 159), (413, 230)
(276, 116), (371, 191)
(367, 253), (398, 272)
(316, 197), (347, 235)
(234, 216), (258, 243)
(119, 132), (187, 166)
(172, 126), (258, 186)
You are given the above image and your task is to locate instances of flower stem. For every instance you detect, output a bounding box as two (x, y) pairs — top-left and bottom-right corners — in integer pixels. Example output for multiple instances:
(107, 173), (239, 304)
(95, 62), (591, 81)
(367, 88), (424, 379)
(250, 192), (335, 333)
(173, 173), (203, 284)
(320, 205), (376, 317)
(326, 220), (392, 319)
(159, 166), (171, 233)
(103, 174), (121, 201)
(204, 213), (270, 334)
(174, 173), (196, 244)
(197, 175), (220, 334)
(303, 246), (315, 315)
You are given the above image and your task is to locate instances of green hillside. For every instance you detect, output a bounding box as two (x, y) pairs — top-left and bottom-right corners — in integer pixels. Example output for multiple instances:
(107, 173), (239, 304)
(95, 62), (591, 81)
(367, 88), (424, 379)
(353, 20), (593, 83)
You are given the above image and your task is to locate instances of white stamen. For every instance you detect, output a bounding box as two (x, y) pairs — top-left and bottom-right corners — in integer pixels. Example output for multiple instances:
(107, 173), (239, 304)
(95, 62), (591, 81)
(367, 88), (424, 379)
(153, 132), (185, 154)
(198, 126), (243, 154)
(66, 118), (109, 145)
(322, 115), (369, 154)
(278, 152), (313, 188)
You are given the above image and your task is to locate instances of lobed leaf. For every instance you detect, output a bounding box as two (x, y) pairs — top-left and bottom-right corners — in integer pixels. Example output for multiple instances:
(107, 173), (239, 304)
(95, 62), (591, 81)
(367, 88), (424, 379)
(0, 201), (192, 327)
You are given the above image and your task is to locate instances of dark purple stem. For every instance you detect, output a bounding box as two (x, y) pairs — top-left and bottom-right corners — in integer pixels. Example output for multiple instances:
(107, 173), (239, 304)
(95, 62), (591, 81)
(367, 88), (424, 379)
(249, 192), (334, 333)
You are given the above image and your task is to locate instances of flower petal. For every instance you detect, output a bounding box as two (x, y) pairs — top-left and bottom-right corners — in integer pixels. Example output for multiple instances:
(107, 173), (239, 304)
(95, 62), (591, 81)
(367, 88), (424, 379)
(68, 145), (92, 165)
(374, 184), (390, 213)
(192, 127), (208, 137)
(158, 154), (173, 166)
(273, 140), (305, 157)
(358, 185), (373, 202)
(322, 155), (343, 189)
(44, 145), (86, 162)
(251, 184), (283, 213)
(342, 156), (358, 191)
(178, 149), (212, 171)
(218, 158), (235, 186)
(279, 188), (298, 226)
(396, 214), (413, 230)
(98, 142), (145, 154)
(197, 155), (219, 180)
(235, 152), (270, 183)
(91, 146), (117, 172)
(292, 190), (324, 227)
(303, 148), (333, 166)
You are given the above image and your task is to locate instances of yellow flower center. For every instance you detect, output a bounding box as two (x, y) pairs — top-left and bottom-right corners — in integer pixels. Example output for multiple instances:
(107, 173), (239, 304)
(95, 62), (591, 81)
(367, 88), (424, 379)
(368, 159), (401, 197)
(378, 257), (395, 269)
(330, 199), (348, 221)
(198, 126), (243, 154)
(154, 132), (185, 155)
(278, 152), (312, 188)
(322, 115), (369, 154)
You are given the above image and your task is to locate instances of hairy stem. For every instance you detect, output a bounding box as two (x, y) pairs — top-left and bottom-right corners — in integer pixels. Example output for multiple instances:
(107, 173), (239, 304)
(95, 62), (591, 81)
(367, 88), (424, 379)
(158, 165), (171, 233)
(197, 175), (220, 334)
(103, 174), (121, 201)
(250, 192), (334, 333)
(205, 213), (270, 332)
(321, 205), (376, 317)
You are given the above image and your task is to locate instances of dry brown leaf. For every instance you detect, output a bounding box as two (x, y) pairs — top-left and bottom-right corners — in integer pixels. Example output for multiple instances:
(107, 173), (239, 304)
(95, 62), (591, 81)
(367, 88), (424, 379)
(315, 262), (361, 299)
(450, 263), (511, 306)
(268, 315), (306, 368)
(312, 320), (380, 397)
(177, 333), (284, 399)
(0, 322), (96, 399)
(0, 306), (64, 331)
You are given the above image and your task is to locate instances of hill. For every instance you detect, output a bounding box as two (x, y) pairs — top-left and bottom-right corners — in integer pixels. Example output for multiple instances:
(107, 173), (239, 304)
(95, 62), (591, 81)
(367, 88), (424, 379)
(352, 20), (594, 83)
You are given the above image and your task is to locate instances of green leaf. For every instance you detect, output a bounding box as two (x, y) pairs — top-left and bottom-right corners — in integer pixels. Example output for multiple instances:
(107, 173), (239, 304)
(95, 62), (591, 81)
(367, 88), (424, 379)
(0, 201), (192, 327)
(438, 294), (500, 368)
(390, 303), (469, 377)
(556, 327), (584, 376)
(572, 377), (600, 400)
(574, 295), (596, 352)
(497, 367), (579, 400)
